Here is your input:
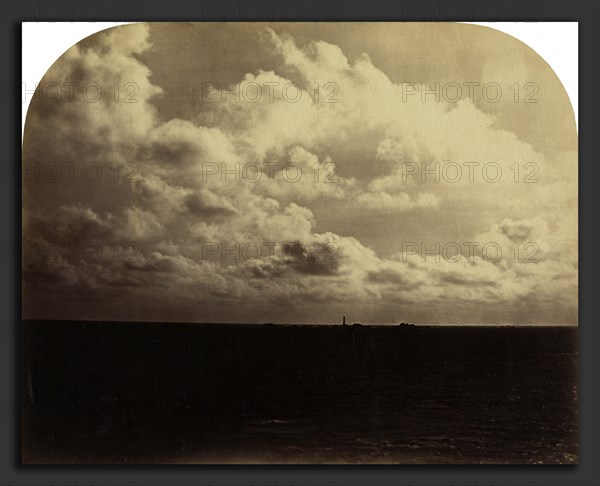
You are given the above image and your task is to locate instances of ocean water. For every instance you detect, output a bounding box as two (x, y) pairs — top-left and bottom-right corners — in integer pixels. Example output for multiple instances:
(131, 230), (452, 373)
(22, 321), (578, 464)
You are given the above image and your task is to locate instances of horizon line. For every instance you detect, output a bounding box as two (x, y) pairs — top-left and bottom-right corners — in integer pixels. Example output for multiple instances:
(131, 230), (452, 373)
(21, 318), (578, 327)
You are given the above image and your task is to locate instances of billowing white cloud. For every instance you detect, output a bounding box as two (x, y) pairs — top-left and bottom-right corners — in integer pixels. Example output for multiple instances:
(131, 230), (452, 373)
(22, 23), (577, 325)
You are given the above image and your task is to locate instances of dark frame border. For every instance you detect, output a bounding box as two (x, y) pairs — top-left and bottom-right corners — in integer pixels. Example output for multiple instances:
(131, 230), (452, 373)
(2, 1), (598, 485)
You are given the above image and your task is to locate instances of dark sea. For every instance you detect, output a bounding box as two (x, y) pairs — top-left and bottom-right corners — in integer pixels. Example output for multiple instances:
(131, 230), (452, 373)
(21, 320), (578, 464)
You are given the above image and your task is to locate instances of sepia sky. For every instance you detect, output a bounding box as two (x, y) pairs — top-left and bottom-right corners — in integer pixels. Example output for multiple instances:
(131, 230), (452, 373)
(23, 23), (578, 324)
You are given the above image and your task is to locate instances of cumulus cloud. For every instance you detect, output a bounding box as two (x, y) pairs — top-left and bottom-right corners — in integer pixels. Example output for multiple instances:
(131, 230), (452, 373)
(355, 191), (440, 211)
(22, 23), (577, 325)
